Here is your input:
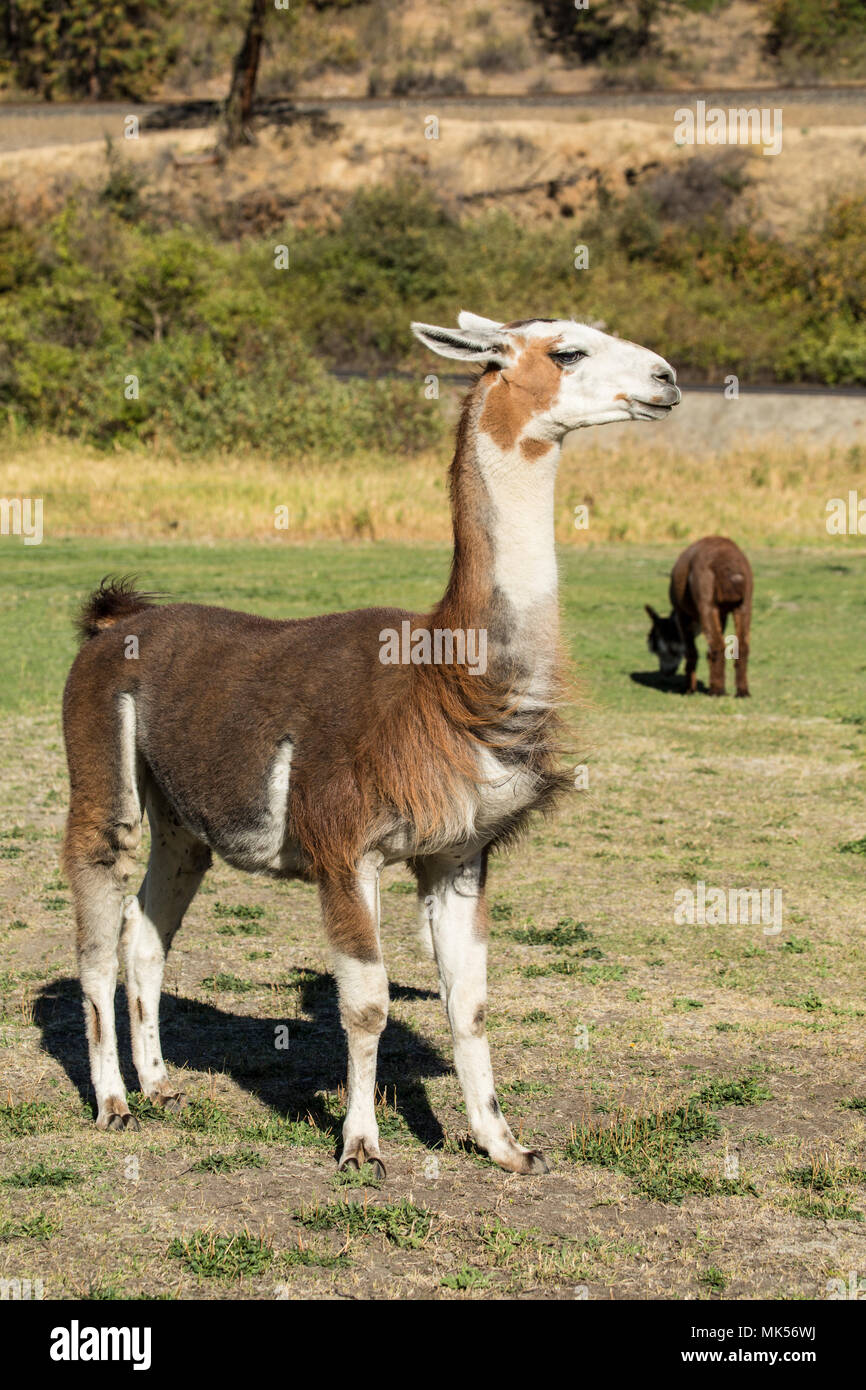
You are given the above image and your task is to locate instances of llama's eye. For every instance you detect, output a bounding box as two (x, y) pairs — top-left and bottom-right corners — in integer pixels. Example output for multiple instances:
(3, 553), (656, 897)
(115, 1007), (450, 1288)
(551, 350), (587, 367)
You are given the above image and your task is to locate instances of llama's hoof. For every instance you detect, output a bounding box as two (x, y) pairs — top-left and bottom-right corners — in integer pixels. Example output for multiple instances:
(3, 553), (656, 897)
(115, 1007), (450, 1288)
(493, 1144), (550, 1176)
(708, 688), (725, 697)
(735, 689), (751, 698)
(339, 1140), (386, 1180)
(518, 1148), (550, 1176)
(151, 1088), (185, 1113)
(95, 1098), (139, 1132)
(103, 1112), (140, 1133)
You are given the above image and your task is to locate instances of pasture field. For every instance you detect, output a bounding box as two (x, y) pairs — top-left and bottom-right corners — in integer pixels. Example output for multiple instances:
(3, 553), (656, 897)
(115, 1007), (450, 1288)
(0, 538), (864, 1300)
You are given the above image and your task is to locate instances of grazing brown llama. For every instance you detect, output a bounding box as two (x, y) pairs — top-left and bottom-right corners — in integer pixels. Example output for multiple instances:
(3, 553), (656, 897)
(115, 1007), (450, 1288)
(62, 311), (680, 1176)
(645, 535), (753, 697)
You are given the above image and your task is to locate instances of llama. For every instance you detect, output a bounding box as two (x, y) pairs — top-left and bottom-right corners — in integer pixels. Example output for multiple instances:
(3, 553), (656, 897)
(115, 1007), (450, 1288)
(62, 312), (680, 1176)
(645, 535), (753, 696)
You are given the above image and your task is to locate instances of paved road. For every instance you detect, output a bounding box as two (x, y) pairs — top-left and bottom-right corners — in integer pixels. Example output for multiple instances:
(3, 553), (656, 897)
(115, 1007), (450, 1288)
(2, 85), (866, 151)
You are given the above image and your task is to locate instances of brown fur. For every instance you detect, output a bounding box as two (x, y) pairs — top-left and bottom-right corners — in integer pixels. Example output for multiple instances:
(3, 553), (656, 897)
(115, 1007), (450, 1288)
(478, 335), (562, 451)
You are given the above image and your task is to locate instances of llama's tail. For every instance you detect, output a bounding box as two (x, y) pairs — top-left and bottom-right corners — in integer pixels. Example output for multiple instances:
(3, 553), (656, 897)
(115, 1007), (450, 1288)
(75, 577), (159, 643)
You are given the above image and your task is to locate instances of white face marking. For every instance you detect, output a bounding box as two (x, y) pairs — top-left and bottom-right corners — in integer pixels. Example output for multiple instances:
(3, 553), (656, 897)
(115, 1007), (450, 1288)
(414, 313), (680, 436)
(511, 318), (680, 433)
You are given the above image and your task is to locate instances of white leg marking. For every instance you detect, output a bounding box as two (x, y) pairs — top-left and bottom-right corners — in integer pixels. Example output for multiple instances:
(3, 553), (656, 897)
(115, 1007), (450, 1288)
(423, 855), (548, 1174)
(75, 866), (131, 1129)
(333, 852), (389, 1172)
(123, 793), (208, 1102)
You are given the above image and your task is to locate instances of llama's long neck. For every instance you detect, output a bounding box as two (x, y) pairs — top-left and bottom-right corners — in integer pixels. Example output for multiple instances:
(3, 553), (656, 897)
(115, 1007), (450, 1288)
(436, 382), (561, 691)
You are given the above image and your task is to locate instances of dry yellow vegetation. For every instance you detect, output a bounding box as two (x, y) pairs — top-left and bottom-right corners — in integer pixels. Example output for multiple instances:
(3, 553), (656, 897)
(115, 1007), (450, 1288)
(2, 425), (859, 547)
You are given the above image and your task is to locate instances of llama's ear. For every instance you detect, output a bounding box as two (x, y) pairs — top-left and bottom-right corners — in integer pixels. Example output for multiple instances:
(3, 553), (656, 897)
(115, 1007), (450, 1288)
(645, 604), (661, 623)
(411, 320), (506, 365)
(457, 310), (504, 335)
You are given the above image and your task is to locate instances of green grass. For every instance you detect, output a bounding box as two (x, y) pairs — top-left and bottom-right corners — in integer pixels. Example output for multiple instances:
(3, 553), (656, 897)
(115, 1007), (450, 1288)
(3, 1161), (80, 1189)
(0, 1101), (59, 1136)
(294, 1197), (434, 1249)
(504, 918), (592, 946)
(188, 1148), (266, 1175)
(0, 1211), (62, 1241)
(199, 974), (256, 993)
(281, 1245), (348, 1269)
(2, 542), (865, 722)
(213, 903), (266, 920)
(175, 1099), (233, 1133)
(239, 1114), (335, 1149)
(168, 1229), (274, 1280)
(330, 1164), (383, 1190)
(565, 1096), (764, 1204)
(441, 1263), (492, 1291)
(521, 959), (621, 979)
(779, 1192), (863, 1222)
(693, 1077), (773, 1108)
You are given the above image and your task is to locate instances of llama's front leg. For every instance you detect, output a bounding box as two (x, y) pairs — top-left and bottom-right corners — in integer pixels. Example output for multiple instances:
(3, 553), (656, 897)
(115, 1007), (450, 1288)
(321, 853), (389, 1178)
(417, 852), (548, 1175)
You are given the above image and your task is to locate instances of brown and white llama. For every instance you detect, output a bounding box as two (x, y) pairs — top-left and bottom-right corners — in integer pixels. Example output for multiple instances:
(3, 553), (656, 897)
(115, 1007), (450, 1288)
(62, 312), (680, 1175)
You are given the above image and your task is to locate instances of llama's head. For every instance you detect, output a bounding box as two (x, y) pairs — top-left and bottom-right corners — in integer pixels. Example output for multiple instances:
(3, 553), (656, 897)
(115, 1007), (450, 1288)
(645, 604), (686, 677)
(411, 312), (680, 444)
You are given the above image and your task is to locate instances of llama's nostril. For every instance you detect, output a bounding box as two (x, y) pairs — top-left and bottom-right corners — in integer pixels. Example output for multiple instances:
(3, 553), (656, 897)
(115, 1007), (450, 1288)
(652, 366), (675, 384)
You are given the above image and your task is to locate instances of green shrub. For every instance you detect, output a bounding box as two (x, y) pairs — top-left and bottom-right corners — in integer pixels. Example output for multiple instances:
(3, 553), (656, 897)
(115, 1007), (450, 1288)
(765, 0), (866, 60)
(3, 172), (866, 462)
(0, 0), (178, 100)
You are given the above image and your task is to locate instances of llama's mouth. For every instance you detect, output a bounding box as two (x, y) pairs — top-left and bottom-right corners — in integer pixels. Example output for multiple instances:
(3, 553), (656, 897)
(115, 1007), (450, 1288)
(630, 399), (677, 421)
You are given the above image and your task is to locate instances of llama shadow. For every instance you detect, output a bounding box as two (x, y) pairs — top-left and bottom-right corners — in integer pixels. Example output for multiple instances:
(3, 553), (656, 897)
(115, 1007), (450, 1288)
(33, 972), (448, 1152)
(630, 670), (707, 695)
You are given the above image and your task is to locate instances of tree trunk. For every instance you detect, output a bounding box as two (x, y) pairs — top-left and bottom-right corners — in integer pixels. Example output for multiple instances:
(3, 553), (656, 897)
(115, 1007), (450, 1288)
(224, 0), (268, 149)
(4, 1), (19, 58)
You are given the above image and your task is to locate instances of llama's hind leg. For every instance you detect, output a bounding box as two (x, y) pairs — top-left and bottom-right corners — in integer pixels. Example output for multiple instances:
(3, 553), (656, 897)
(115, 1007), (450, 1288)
(701, 606), (727, 695)
(71, 859), (138, 1131)
(64, 695), (144, 1130)
(122, 787), (211, 1109)
(733, 601), (751, 697)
